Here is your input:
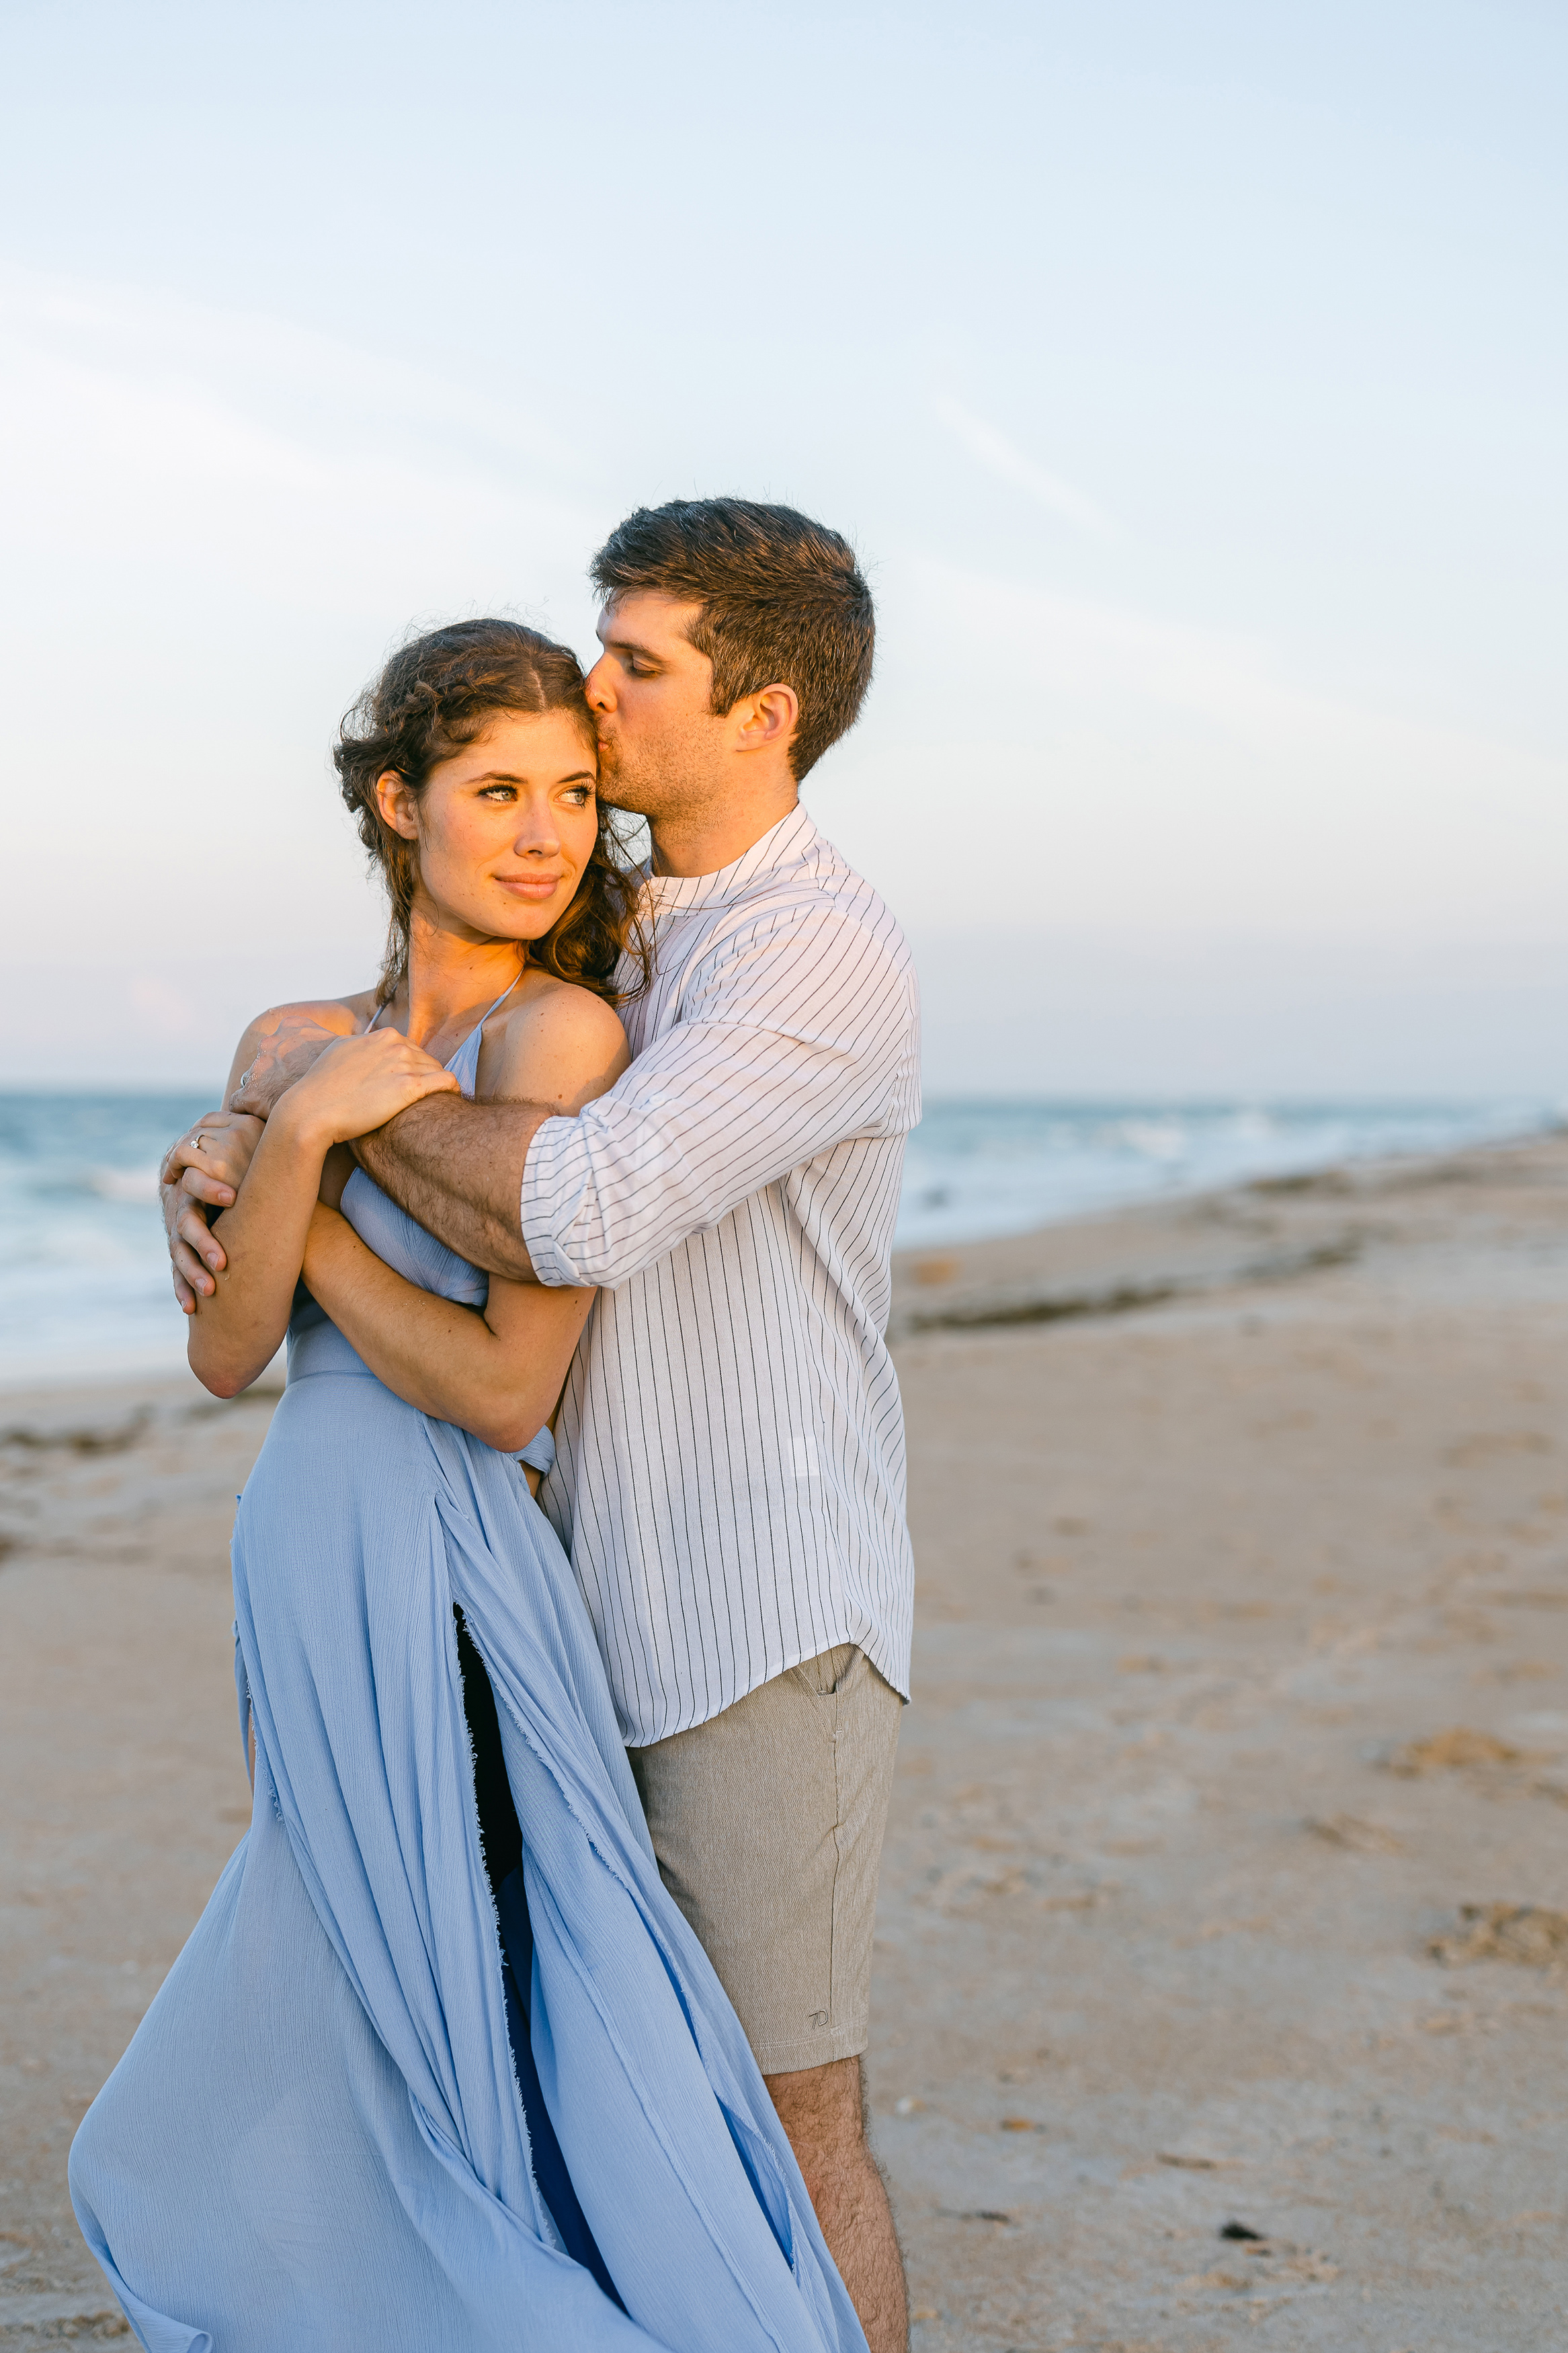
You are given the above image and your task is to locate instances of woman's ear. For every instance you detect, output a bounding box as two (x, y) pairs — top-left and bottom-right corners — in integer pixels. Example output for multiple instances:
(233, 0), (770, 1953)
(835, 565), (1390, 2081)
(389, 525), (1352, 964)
(374, 770), (421, 841)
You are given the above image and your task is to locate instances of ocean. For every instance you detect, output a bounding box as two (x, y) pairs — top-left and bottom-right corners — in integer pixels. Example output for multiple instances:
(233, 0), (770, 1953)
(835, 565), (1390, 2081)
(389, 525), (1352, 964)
(0, 1090), (1557, 1386)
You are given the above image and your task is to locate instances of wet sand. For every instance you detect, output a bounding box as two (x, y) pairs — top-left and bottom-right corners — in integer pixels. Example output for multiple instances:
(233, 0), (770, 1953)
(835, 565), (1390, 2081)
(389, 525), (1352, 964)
(5, 1135), (1568, 2346)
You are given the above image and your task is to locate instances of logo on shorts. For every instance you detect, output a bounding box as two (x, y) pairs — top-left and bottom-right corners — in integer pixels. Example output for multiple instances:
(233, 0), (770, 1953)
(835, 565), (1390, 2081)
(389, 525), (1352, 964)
(809, 2009), (829, 2028)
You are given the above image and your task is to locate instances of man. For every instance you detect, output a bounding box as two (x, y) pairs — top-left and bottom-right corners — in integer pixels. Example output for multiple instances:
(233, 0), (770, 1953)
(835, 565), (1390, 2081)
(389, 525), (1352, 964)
(164, 498), (919, 2353)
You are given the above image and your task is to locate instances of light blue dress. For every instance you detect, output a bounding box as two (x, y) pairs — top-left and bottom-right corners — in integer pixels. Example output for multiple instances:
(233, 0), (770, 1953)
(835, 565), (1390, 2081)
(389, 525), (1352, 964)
(69, 1000), (868, 2353)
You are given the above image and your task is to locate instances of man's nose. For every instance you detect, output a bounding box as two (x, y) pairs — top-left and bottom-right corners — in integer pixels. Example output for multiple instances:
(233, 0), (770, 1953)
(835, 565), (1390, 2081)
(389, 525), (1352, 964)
(583, 652), (615, 712)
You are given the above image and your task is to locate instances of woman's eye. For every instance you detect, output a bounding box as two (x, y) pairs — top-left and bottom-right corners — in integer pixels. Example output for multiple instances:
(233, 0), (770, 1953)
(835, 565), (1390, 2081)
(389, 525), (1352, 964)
(563, 786), (593, 806)
(481, 785), (516, 802)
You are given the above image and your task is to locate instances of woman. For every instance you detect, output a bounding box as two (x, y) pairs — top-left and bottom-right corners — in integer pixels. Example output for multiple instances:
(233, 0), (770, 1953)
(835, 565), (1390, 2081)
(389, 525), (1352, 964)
(70, 622), (866, 2353)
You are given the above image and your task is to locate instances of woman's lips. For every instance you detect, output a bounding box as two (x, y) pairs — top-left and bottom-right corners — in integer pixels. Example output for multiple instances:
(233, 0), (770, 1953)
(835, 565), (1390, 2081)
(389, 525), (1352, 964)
(495, 873), (563, 900)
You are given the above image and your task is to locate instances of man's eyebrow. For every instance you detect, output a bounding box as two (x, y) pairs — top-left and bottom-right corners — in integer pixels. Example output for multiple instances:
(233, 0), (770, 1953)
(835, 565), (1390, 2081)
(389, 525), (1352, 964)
(602, 633), (665, 663)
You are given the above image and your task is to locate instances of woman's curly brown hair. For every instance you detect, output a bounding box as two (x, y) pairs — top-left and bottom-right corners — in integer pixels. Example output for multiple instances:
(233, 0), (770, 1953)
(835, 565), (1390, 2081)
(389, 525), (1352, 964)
(332, 619), (649, 1008)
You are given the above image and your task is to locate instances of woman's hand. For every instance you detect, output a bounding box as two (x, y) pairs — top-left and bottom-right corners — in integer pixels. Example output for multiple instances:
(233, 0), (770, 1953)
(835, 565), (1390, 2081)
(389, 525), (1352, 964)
(272, 1027), (462, 1155)
(162, 1112), (264, 1310)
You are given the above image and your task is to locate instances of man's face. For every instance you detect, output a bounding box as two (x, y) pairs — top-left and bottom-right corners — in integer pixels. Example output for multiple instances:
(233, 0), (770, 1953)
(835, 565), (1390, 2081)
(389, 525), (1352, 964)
(584, 592), (730, 820)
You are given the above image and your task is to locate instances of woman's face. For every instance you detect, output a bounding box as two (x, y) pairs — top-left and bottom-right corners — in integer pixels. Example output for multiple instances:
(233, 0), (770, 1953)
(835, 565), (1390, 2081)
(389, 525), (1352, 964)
(376, 710), (601, 946)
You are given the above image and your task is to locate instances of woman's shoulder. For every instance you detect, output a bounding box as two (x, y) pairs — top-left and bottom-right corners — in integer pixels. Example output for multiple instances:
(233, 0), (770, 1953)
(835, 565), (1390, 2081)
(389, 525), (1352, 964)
(239, 988), (379, 1044)
(223, 990), (382, 1099)
(484, 975), (630, 1115)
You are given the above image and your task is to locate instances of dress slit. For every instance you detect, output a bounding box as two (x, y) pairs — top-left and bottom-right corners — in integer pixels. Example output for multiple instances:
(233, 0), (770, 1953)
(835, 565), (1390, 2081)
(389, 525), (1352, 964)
(454, 1607), (624, 2309)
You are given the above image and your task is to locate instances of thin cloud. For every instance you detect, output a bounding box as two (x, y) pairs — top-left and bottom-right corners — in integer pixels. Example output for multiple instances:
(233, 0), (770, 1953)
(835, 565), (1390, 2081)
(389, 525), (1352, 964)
(935, 395), (1116, 540)
(4, 262), (586, 500)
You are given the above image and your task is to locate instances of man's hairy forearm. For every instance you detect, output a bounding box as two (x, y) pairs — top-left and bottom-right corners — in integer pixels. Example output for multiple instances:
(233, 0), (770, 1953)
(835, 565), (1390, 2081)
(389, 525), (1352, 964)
(352, 1094), (555, 1284)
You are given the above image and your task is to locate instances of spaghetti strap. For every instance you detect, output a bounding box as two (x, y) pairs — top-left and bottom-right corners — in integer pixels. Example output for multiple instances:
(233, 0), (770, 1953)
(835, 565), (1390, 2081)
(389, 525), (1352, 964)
(362, 971), (520, 1055)
(478, 971), (524, 1025)
(444, 970), (524, 1095)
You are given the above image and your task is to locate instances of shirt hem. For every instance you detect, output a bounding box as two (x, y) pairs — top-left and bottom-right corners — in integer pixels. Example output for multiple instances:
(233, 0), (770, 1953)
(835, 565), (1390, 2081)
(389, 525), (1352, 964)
(618, 1611), (913, 1751)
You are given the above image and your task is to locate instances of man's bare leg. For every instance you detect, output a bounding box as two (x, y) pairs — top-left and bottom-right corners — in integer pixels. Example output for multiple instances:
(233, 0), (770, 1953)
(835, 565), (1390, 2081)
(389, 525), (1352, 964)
(766, 2056), (907, 2353)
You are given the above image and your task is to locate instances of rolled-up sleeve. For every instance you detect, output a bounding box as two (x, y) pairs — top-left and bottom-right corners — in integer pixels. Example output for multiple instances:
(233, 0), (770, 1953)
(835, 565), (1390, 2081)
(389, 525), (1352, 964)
(521, 900), (919, 1289)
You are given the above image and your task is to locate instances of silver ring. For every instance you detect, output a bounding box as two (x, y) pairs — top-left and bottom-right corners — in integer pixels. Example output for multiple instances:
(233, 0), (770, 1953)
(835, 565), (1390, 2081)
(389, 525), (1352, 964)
(193, 1134), (208, 1153)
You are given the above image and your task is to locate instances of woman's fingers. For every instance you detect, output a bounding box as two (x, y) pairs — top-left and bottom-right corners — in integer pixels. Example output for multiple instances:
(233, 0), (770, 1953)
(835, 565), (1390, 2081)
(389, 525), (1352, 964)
(354, 1053), (463, 1131)
(161, 1113), (262, 1193)
(192, 1119), (262, 1189)
(159, 1111), (228, 1189)
(160, 1112), (259, 1304)
(288, 1029), (463, 1142)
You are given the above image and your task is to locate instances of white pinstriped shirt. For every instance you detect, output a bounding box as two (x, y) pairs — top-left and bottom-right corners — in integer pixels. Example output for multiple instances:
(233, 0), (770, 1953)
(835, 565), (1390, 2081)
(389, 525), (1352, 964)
(522, 805), (920, 1747)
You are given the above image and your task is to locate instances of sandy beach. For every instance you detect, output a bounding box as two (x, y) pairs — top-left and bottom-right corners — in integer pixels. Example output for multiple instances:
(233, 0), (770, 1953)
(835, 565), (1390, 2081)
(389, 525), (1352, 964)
(5, 1133), (1568, 2348)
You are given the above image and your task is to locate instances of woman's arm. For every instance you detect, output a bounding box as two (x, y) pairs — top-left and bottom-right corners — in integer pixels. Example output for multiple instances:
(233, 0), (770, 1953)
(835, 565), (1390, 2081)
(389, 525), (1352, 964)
(187, 1027), (460, 1398)
(298, 1205), (593, 1451)
(298, 982), (631, 1449)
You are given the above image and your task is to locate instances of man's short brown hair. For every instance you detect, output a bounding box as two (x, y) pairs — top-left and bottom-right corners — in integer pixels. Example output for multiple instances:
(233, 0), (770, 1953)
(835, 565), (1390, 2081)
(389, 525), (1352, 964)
(589, 498), (875, 780)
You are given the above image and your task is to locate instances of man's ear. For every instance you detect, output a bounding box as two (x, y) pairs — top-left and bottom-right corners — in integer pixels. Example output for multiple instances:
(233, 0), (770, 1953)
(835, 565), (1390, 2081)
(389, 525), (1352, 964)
(374, 769), (421, 840)
(732, 684), (800, 756)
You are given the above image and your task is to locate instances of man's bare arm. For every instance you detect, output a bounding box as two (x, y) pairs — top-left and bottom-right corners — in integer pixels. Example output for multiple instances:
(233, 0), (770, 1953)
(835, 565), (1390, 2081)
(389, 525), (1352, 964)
(352, 1094), (555, 1285)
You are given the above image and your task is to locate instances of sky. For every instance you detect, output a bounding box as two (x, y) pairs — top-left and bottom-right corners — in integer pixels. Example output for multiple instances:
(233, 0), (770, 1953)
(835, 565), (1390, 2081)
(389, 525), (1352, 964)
(1, 0), (1563, 1096)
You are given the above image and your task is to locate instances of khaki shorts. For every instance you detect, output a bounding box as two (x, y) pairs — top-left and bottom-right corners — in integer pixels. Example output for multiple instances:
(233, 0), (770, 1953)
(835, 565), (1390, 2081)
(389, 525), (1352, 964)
(628, 1644), (902, 2076)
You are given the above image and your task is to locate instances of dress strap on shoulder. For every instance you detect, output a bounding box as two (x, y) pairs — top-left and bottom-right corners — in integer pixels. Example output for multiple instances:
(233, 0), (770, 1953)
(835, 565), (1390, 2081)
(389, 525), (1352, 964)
(443, 969), (526, 1091)
(479, 971), (524, 1025)
(360, 969), (522, 1078)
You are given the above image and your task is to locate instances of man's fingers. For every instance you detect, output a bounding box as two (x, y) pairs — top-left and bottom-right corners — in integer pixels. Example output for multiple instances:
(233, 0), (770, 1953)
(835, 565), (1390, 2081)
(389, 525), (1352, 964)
(171, 1234), (218, 1298)
(175, 1201), (227, 1275)
(161, 1183), (188, 1253)
(226, 1030), (339, 1117)
(173, 1267), (197, 1315)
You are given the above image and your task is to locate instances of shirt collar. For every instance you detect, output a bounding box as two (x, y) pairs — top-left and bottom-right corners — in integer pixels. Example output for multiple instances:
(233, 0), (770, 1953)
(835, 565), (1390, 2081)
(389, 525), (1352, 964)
(640, 803), (817, 915)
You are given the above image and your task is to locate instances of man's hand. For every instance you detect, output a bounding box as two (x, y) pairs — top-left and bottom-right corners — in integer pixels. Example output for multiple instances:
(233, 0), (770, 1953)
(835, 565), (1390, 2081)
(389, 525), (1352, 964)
(225, 1008), (345, 1116)
(161, 1111), (263, 1311)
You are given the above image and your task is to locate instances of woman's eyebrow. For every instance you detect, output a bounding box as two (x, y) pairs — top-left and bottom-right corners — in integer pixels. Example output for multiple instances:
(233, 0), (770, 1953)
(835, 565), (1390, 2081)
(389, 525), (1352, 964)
(468, 768), (597, 785)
